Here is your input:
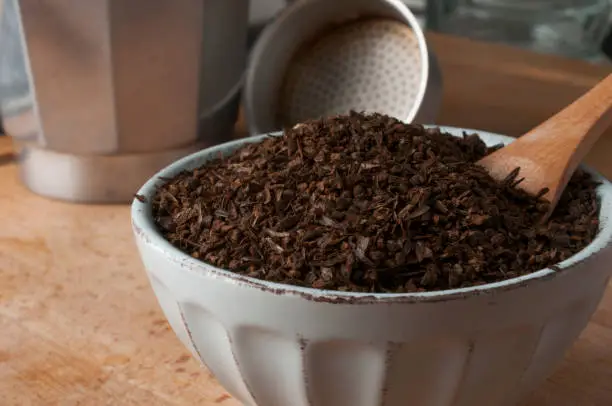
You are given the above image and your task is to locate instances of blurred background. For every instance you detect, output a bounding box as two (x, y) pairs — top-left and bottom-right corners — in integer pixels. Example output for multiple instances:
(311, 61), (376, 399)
(249, 0), (612, 62)
(3, 0), (612, 136)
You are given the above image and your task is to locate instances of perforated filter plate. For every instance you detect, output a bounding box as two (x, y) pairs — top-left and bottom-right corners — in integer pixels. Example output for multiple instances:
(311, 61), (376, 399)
(278, 18), (424, 127)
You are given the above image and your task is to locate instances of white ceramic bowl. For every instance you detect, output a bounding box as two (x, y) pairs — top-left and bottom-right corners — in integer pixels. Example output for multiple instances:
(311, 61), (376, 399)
(132, 127), (612, 406)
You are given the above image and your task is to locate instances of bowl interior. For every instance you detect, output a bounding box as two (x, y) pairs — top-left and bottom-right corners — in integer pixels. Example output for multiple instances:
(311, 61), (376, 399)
(132, 126), (612, 302)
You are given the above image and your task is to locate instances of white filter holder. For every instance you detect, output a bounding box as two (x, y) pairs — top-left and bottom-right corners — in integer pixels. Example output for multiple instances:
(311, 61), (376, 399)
(244, 0), (442, 134)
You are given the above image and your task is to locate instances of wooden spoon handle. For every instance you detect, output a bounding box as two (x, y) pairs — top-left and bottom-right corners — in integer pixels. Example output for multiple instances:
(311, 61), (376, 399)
(479, 73), (612, 210)
(528, 73), (612, 158)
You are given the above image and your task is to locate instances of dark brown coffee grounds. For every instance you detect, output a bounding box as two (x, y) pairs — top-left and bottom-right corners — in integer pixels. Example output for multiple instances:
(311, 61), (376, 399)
(150, 112), (600, 293)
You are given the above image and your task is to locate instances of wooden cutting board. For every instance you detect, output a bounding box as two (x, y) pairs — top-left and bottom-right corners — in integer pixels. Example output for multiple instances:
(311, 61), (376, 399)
(1, 33), (612, 405)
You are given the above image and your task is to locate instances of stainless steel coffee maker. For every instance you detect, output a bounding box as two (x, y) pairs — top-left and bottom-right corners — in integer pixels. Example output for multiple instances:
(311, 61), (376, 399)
(0, 0), (249, 203)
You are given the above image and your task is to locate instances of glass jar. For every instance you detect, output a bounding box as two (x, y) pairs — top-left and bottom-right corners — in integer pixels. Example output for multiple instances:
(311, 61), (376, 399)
(427, 0), (612, 62)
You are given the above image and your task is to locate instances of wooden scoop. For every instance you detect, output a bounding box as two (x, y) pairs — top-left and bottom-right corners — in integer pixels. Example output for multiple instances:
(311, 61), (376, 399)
(477, 73), (612, 218)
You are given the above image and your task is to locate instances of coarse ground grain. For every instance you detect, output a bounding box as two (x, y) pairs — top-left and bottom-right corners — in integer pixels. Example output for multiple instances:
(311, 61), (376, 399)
(150, 112), (600, 293)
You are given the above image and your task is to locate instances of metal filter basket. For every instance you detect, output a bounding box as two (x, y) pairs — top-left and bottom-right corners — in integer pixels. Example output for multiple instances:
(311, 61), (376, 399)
(244, 0), (442, 135)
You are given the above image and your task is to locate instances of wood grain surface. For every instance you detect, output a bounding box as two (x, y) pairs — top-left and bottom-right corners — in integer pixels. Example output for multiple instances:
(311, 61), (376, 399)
(1, 33), (612, 406)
